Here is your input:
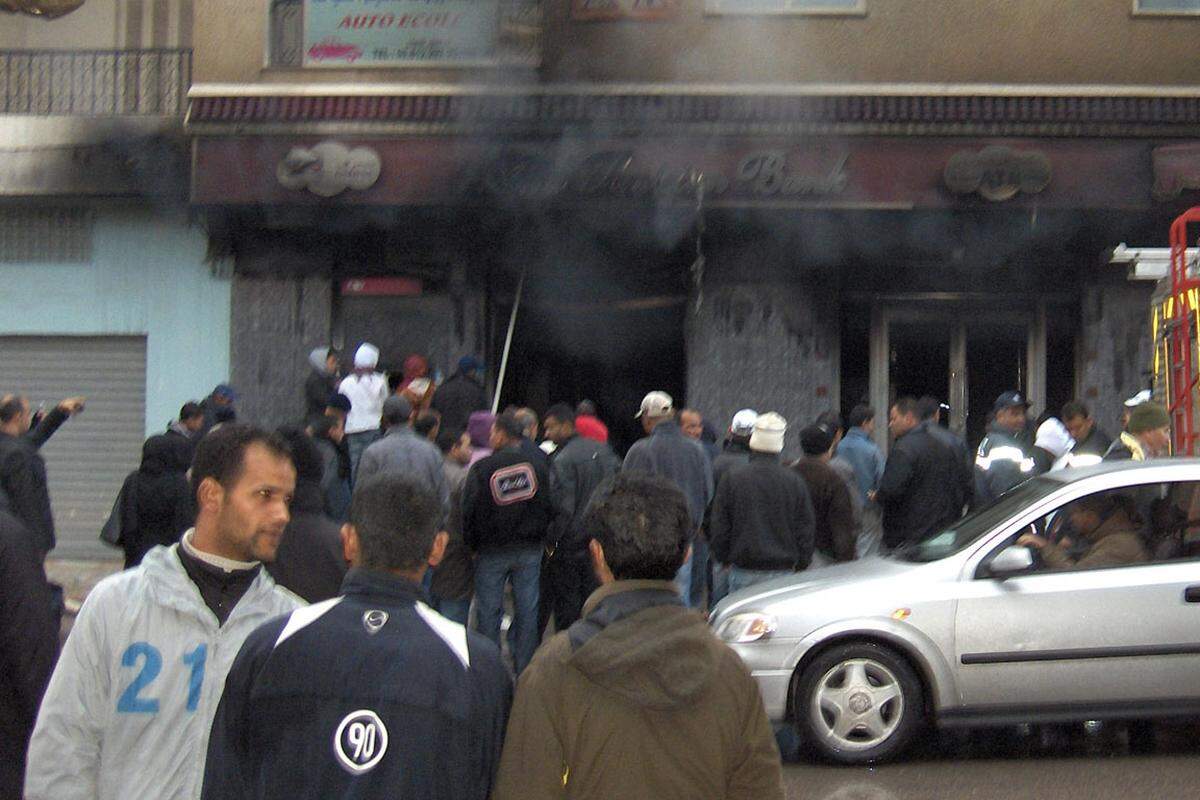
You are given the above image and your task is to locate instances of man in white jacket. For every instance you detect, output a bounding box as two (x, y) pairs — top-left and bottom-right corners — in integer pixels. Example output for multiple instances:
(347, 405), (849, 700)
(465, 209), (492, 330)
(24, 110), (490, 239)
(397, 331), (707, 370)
(25, 424), (304, 800)
(339, 343), (390, 485)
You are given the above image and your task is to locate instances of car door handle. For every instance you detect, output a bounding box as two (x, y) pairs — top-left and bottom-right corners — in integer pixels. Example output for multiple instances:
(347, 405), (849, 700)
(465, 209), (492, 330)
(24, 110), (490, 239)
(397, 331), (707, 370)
(1185, 586), (1200, 603)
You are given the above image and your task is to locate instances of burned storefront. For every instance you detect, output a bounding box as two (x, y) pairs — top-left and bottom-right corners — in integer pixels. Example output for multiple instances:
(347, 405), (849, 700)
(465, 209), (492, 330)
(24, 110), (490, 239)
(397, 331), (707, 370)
(188, 87), (1200, 454)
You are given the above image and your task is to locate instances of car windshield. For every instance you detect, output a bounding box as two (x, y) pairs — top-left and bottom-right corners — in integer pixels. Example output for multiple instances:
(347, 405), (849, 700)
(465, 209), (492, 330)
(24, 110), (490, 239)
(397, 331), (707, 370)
(892, 477), (1064, 563)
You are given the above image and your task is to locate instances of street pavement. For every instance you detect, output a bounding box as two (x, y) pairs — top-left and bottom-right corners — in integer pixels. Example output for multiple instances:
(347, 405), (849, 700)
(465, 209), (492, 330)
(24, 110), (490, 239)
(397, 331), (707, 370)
(782, 721), (1200, 799)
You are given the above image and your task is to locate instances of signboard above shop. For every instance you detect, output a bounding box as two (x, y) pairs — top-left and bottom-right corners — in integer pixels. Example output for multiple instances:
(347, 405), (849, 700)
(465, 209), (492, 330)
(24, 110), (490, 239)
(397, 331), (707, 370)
(571, 0), (681, 21)
(193, 135), (1155, 211)
(705, 0), (865, 14)
(303, 0), (501, 67)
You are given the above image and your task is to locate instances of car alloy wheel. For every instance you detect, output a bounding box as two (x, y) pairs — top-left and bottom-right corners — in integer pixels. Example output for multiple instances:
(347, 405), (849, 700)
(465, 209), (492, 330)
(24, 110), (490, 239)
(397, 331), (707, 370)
(796, 642), (924, 764)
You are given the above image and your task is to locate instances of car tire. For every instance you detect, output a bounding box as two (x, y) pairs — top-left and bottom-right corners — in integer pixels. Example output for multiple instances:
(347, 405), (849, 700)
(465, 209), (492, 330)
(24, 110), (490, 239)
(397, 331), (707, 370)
(794, 641), (925, 765)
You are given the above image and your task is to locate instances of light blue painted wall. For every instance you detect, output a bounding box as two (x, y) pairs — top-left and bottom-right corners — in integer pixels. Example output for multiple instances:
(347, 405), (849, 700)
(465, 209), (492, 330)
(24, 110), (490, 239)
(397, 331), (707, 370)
(2, 205), (231, 436)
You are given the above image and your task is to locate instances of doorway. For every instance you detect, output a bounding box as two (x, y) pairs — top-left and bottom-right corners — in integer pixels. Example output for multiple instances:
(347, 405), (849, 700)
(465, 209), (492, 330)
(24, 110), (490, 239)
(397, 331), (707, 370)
(964, 322), (1028, 446)
(867, 302), (1048, 450)
(494, 298), (687, 456)
(888, 321), (951, 405)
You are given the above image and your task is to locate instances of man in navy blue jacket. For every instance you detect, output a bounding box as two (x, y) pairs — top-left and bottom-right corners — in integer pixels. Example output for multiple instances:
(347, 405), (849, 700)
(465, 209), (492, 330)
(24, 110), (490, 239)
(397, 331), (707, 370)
(462, 412), (556, 675)
(201, 475), (513, 800)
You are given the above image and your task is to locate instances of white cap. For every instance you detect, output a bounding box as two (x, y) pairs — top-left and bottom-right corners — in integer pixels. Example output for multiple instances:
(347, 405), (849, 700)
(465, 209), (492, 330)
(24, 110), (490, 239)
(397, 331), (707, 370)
(1035, 418), (1074, 459)
(730, 409), (759, 436)
(354, 343), (380, 369)
(635, 391), (673, 419)
(750, 412), (787, 454)
(1124, 389), (1152, 408)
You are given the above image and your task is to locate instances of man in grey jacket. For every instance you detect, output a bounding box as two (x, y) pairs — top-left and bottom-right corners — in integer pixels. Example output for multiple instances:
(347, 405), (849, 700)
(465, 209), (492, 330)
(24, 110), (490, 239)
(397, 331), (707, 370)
(621, 391), (713, 607)
(356, 396), (450, 527)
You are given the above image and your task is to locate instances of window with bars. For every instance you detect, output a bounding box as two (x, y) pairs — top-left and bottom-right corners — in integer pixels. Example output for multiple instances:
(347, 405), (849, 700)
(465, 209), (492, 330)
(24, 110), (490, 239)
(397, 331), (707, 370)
(0, 208), (94, 263)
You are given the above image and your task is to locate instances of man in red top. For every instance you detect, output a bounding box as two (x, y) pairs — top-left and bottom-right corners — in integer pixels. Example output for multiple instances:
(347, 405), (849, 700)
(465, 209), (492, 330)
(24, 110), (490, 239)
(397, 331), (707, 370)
(574, 400), (609, 444)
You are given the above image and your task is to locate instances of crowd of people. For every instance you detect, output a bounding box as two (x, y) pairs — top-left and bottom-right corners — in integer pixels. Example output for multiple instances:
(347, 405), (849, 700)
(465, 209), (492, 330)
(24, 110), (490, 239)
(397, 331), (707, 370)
(0, 342), (1178, 799)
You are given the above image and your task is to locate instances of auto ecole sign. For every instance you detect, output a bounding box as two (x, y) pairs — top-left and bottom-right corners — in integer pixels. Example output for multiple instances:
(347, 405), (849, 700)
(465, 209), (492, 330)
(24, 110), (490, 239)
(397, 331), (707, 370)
(303, 0), (500, 66)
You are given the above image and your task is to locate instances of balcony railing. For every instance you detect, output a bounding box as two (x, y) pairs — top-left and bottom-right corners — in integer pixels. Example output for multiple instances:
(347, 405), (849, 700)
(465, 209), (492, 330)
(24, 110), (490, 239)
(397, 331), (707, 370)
(0, 49), (192, 116)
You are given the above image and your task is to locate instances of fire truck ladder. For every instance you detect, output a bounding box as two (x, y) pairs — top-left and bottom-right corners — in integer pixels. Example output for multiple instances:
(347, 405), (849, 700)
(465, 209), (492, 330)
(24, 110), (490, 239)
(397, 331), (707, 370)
(1161, 209), (1200, 455)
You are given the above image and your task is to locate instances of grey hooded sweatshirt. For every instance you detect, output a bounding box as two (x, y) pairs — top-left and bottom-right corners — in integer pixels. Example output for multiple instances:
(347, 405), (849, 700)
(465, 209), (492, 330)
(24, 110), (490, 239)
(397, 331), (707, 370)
(304, 347), (338, 422)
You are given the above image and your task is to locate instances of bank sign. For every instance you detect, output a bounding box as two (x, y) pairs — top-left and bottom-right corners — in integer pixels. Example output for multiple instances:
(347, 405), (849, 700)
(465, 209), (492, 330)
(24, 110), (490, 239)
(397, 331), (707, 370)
(304, 0), (500, 66)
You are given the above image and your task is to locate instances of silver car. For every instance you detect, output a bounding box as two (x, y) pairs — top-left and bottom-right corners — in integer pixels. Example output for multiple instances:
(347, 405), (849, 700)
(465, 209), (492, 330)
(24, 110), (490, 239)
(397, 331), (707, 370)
(709, 460), (1200, 764)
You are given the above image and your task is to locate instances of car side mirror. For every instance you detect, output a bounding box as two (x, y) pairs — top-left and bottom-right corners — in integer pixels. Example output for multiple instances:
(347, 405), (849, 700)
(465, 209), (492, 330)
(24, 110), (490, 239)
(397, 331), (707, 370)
(986, 545), (1035, 579)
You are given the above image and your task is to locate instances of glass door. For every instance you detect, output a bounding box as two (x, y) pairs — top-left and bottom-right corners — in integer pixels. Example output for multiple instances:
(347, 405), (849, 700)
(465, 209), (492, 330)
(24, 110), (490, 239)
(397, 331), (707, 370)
(888, 320), (951, 403)
(964, 321), (1029, 448)
(870, 303), (1045, 452)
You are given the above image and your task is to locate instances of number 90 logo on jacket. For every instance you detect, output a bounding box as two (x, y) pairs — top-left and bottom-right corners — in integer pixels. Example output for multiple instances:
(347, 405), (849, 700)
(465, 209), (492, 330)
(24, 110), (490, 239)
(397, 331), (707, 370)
(334, 709), (389, 775)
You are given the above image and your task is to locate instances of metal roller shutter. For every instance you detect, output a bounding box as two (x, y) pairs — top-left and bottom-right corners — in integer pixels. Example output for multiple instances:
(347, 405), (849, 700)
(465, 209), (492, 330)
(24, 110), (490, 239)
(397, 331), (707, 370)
(0, 335), (146, 559)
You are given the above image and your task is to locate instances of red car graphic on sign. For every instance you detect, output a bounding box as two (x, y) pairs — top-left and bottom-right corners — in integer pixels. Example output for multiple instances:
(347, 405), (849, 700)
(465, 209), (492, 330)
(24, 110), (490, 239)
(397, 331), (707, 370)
(307, 38), (364, 63)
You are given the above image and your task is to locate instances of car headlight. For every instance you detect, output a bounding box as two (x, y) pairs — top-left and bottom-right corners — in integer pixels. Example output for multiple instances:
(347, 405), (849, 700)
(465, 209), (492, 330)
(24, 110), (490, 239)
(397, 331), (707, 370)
(715, 612), (777, 644)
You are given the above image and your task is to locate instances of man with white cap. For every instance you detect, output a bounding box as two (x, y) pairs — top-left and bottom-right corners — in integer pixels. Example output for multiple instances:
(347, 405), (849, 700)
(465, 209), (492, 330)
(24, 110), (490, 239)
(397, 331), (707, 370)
(339, 343), (389, 484)
(707, 409), (757, 603)
(709, 412), (814, 596)
(621, 391), (713, 606)
(712, 409), (758, 490)
(1031, 417), (1075, 472)
(1121, 389), (1152, 432)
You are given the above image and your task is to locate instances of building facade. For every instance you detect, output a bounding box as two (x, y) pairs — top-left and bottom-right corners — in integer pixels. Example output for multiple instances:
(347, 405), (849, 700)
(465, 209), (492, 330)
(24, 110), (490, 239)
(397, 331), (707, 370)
(189, 0), (1200, 455)
(1, 0), (226, 559)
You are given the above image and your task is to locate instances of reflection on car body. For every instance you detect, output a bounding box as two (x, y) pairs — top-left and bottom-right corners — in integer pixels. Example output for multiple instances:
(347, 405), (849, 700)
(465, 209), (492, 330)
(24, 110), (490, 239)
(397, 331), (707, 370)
(710, 460), (1200, 764)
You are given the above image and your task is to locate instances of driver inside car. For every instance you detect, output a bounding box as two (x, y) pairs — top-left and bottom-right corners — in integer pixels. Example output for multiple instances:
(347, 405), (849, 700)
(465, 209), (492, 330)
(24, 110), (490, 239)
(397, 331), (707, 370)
(1017, 493), (1149, 571)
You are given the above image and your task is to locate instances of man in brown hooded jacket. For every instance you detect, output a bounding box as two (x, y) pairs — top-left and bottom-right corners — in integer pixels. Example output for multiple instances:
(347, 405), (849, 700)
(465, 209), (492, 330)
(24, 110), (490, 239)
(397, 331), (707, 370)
(493, 472), (783, 800)
(1018, 493), (1149, 571)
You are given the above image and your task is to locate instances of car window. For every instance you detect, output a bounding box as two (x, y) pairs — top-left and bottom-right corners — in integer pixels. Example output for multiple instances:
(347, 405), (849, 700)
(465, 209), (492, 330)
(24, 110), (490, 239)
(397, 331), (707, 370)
(895, 478), (1064, 563)
(995, 480), (1200, 574)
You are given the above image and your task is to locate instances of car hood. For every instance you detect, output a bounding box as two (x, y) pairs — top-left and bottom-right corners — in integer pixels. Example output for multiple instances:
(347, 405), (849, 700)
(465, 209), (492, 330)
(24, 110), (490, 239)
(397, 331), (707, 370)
(712, 556), (928, 621)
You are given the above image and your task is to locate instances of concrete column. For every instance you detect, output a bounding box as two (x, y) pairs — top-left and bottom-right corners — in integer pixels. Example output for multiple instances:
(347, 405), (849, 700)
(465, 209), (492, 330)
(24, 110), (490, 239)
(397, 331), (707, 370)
(1076, 280), (1155, 438)
(229, 273), (332, 429)
(686, 280), (840, 461)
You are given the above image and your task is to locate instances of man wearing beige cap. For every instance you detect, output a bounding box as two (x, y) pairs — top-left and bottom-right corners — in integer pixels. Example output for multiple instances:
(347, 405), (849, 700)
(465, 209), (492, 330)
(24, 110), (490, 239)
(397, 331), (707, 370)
(709, 412), (814, 596)
(622, 391), (713, 606)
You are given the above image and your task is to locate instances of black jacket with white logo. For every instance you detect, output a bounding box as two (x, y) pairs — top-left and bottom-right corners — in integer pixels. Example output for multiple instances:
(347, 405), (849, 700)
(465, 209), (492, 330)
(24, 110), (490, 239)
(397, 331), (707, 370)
(461, 444), (556, 553)
(201, 569), (513, 800)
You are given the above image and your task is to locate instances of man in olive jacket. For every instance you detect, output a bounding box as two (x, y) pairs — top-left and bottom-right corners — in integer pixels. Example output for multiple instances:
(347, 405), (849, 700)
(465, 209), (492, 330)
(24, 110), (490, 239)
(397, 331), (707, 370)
(493, 473), (783, 800)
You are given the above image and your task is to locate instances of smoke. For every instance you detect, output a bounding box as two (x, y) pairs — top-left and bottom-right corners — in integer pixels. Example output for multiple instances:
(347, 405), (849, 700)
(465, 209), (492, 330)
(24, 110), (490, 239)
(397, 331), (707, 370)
(204, 1), (1182, 432)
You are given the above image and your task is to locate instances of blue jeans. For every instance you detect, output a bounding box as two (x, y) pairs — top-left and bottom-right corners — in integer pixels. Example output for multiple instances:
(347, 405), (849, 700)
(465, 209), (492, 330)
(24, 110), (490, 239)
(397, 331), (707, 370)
(474, 546), (542, 675)
(688, 534), (710, 610)
(710, 560), (731, 607)
(345, 429), (380, 487)
(726, 566), (794, 596)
